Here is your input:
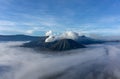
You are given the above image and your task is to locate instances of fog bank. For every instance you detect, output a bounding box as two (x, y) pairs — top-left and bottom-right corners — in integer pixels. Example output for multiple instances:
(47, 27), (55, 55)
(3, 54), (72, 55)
(0, 42), (120, 79)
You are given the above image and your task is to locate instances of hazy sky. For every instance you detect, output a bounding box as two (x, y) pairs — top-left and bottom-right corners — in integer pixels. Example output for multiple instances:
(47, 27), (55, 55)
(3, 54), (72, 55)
(0, 0), (120, 36)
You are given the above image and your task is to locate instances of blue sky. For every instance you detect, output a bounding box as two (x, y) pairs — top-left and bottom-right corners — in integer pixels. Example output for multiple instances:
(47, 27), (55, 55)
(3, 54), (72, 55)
(0, 0), (120, 36)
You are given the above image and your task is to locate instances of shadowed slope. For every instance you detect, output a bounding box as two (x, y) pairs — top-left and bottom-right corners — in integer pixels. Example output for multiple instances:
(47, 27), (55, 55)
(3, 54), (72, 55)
(50, 39), (85, 51)
(77, 35), (105, 45)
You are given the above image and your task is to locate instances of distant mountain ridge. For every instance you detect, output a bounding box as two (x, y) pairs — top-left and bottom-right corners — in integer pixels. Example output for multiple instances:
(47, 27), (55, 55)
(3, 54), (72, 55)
(77, 35), (105, 45)
(0, 34), (110, 51)
(0, 34), (105, 44)
(0, 35), (41, 41)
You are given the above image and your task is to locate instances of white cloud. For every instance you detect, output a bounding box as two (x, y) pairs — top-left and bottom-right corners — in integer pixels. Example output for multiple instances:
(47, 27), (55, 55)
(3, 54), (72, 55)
(26, 30), (34, 35)
(0, 26), (23, 33)
(0, 20), (16, 25)
(99, 16), (120, 23)
(1, 42), (120, 79)
(17, 14), (62, 27)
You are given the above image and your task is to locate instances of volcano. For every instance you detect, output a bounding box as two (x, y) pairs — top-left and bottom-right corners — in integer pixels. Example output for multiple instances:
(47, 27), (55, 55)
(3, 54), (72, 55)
(21, 39), (85, 51)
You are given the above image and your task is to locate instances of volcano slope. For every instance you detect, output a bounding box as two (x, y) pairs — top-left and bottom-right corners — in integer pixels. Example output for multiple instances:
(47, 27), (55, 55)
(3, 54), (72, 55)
(21, 39), (86, 51)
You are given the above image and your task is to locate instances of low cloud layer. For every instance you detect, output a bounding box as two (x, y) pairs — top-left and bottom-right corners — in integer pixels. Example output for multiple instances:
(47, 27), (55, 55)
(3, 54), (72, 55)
(0, 42), (120, 79)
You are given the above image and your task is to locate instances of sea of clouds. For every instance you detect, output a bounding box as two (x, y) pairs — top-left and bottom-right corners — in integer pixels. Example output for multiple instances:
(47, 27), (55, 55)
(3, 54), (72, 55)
(0, 42), (120, 79)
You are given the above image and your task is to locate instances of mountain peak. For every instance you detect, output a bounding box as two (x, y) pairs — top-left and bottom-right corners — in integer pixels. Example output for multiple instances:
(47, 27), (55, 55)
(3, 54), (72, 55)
(50, 39), (85, 51)
(21, 39), (86, 51)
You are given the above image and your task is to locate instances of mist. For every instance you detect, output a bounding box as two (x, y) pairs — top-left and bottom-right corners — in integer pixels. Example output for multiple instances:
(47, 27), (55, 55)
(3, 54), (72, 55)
(0, 42), (120, 79)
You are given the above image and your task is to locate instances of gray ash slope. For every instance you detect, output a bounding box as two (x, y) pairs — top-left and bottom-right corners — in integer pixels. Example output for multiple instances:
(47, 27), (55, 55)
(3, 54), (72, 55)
(49, 39), (85, 51)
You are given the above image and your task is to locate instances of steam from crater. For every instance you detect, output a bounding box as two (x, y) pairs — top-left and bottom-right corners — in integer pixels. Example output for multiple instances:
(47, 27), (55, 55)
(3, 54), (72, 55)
(60, 31), (79, 40)
(45, 30), (53, 36)
(45, 35), (57, 42)
(45, 31), (79, 42)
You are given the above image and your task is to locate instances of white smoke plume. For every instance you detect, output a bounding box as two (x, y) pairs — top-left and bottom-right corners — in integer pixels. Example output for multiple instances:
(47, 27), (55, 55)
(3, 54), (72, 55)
(60, 31), (79, 40)
(45, 35), (57, 42)
(45, 31), (79, 42)
(45, 30), (53, 36)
